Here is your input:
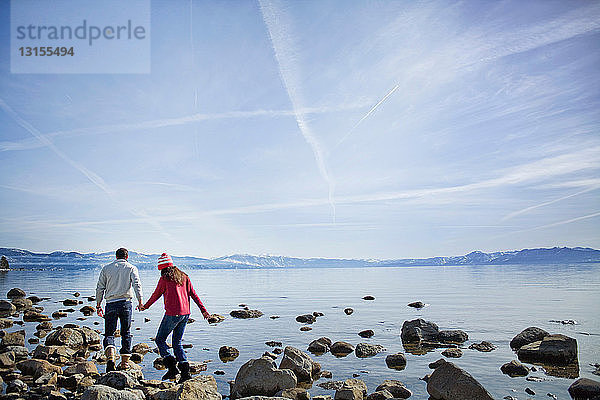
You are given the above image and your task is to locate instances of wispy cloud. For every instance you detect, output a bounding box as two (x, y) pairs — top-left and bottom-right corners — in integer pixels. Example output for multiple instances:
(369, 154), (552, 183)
(502, 186), (600, 221)
(0, 98), (177, 242)
(0, 102), (368, 152)
(259, 0), (337, 221)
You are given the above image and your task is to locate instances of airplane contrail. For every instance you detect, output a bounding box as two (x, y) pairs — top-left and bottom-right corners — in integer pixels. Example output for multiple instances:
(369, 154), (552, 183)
(0, 98), (177, 242)
(259, 0), (337, 221)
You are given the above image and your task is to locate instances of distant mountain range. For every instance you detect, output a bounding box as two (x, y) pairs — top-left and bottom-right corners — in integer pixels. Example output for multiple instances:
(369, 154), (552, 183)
(0, 246), (599, 270)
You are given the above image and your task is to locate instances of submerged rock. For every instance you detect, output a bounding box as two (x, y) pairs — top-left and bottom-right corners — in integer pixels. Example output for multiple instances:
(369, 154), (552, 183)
(468, 341), (495, 352)
(441, 348), (462, 358)
(230, 310), (264, 319)
(510, 327), (549, 350)
(427, 361), (493, 400)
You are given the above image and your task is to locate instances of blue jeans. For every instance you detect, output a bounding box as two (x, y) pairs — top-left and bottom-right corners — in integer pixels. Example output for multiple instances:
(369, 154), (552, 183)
(156, 314), (189, 362)
(103, 300), (132, 355)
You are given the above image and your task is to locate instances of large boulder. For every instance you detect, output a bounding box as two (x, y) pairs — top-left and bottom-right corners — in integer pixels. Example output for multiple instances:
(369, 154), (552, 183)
(79, 326), (102, 345)
(334, 379), (367, 400)
(230, 357), (297, 399)
(1, 345), (29, 360)
(81, 385), (145, 400)
(510, 327), (549, 350)
(16, 358), (62, 379)
(33, 344), (77, 363)
(64, 361), (99, 376)
(568, 378), (600, 400)
(355, 343), (385, 358)
(375, 380), (411, 399)
(275, 388), (310, 400)
(427, 361), (494, 400)
(45, 327), (85, 349)
(401, 319), (439, 343)
(177, 375), (221, 400)
(517, 334), (578, 365)
(279, 346), (319, 383)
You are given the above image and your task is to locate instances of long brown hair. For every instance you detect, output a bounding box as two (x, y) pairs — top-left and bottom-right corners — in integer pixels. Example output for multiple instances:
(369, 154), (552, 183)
(161, 266), (187, 286)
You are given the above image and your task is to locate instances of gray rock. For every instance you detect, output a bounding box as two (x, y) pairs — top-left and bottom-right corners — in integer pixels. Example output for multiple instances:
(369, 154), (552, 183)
(437, 330), (468, 344)
(45, 327), (85, 349)
(568, 378), (600, 399)
(401, 319), (439, 343)
(177, 375), (221, 400)
(308, 337), (332, 355)
(6, 379), (28, 394)
(385, 353), (407, 370)
(81, 384), (145, 400)
(510, 327), (549, 350)
(64, 361), (98, 376)
(230, 357), (297, 399)
(500, 360), (529, 377)
(355, 343), (385, 358)
(96, 371), (141, 390)
(330, 342), (354, 357)
(365, 390), (393, 400)
(275, 388), (310, 400)
(517, 334), (578, 365)
(375, 380), (412, 399)
(279, 346), (319, 383)
(427, 361), (494, 400)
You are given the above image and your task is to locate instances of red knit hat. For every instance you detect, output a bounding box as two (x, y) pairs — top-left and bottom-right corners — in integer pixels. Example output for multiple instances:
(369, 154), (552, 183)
(158, 253), (174, 270)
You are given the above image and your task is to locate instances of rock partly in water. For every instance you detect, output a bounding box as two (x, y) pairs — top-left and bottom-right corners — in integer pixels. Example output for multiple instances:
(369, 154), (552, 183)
(358, 330), (374, 339)
(510, 327), (549, 350)
(230, 310), (264, 319)
(276, 387), (310, 400)
(230, 357), (297, 399)
(16, 358), (63, 379)
(330, 342), (355, 357)
(296, 314), (317, 324)
(344, 308), (354, 315)
(219, 346), (240, 362)
(375, 380), (412, 399)
(407, 301), (425, 309)
(385, 353), (407, 370)
(45, 327), (85, 349)
(441, 348), (462, 358)
(568, 377), (600, 400)
(468, 341), (495, 352)
(401, 319), (439, 343)
(7, 288), (26, 299)
(500, 360), (529, 377)
(427, 361), (494, 400)
(308, 337), (332, 355)
(0, 300), (17, 317)
(437, 330), (468, 344)
(334, 379), (367, 400)
(517, 334), (578, 365)
(355, 343), (385, 358)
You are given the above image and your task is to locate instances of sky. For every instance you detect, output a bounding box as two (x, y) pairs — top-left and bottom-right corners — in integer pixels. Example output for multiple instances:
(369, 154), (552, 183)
(0, 0), (599, 259)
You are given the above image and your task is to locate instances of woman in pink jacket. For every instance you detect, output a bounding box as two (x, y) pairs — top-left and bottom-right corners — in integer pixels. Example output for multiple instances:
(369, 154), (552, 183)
(141, 253), (210, 383)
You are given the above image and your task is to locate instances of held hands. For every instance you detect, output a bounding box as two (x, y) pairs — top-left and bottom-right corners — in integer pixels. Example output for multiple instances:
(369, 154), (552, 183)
(136, 301), (145, 311)
(96, 305), (104, 318)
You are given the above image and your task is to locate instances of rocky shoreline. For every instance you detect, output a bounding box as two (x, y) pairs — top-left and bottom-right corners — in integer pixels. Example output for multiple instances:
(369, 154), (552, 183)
(0, 289), (598, 400)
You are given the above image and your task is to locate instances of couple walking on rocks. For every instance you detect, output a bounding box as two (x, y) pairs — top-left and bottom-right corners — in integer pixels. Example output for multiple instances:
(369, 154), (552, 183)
(95, 247), (210, 383)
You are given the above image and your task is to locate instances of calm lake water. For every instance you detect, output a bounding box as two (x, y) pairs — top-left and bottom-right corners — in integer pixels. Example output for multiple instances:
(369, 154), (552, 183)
(1, 264), (599, 399)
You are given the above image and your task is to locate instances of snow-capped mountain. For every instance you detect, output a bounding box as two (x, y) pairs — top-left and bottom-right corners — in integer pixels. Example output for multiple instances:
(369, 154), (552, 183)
(0, 246), (598, 270)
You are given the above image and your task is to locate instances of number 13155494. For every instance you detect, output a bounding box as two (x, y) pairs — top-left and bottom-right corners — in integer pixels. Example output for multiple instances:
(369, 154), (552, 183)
(19, 47), (74, 56)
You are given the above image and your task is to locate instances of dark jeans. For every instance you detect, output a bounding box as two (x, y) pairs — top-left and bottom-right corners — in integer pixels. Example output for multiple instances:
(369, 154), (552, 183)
(103, 300), (132, 355)
(156, 314), (189, 362)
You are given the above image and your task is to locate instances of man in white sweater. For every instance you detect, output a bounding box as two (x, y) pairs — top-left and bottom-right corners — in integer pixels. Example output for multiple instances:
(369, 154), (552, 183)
(96, 248), (143, 371)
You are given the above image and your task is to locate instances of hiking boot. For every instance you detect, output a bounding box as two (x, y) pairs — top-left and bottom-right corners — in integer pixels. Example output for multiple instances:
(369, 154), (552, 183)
(105, 346), (116, 372)
(117, 354), (131, 371)
(178, 361), (192, 384)
(162, 355), (179, 380)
